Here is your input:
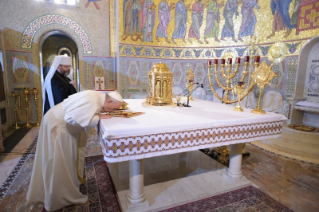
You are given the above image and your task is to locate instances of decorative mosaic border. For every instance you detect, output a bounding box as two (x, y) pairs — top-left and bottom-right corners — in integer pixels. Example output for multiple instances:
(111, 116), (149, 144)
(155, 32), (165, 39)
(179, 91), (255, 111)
(119, 40), (305, 59)
(0, 136), (37, 202)
(21, 14), (92, 54)
(100, 121), (283, 161)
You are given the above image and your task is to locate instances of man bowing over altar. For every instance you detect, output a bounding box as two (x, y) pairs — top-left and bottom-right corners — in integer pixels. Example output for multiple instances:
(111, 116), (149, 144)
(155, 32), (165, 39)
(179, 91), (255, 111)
(27, 90), (123, 211)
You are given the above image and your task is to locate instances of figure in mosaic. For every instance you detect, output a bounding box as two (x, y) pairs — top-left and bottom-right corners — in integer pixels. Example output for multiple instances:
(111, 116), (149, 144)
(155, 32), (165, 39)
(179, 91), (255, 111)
(290, 0), (302, 28)
(204, 0), (224, 43)
(221, 0), (239, 42)
(188, 0), (208, 44)
(237, 0), (260, 42)
(122, 0), (143, 41)
(85, 0), (100, 10)
(123, 0), (133, 40)
(267, 0), (294, 39)
(132, 0), (143, 41)
(142, 0), (156, 42)
(171, 0), (190, 44)
(155, 0), (175, 43)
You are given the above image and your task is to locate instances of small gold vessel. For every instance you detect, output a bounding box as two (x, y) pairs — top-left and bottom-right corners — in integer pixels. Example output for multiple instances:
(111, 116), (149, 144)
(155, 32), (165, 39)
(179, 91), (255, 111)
(145, 61), (174, 106)
(118, 101), (128, 110)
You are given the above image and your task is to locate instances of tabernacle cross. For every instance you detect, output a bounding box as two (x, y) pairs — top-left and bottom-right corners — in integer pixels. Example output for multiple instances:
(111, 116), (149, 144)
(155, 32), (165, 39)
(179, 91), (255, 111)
(96, 77), (103, 90)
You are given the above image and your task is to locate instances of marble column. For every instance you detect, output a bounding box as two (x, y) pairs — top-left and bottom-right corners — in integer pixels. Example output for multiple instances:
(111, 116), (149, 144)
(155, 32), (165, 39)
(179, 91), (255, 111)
(224, 143), (244, 182)
(127, 159), (149, 211)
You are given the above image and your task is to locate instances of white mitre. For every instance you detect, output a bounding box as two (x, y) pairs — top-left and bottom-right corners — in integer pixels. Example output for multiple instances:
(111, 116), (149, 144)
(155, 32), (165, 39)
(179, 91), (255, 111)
(108, 91), (123, 102)
(59, 56), (72, 65)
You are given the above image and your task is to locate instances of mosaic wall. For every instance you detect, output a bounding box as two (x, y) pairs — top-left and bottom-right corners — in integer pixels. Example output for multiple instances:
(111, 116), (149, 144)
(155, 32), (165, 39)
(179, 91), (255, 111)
(117, 0), (319, 118)
(119, 0), (319, 46)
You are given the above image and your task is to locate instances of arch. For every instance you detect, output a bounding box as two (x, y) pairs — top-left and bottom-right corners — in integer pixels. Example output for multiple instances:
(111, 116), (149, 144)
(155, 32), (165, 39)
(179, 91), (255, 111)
(295, 35), (319, 98)
(21, 14), (92, 54)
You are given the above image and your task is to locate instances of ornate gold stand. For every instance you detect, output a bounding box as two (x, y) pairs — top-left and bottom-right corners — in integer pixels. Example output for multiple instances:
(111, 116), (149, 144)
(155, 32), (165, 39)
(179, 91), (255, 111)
(12, 91), (21, 129)
(23, 88), (32, 128)
(233, 82), (245, 112)
(251, 61), (275, 114)
(32, 88), (41, 126)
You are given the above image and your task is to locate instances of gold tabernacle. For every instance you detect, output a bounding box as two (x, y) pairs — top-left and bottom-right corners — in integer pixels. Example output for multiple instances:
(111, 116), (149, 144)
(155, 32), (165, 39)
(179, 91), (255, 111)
(145, 61), (173, 106)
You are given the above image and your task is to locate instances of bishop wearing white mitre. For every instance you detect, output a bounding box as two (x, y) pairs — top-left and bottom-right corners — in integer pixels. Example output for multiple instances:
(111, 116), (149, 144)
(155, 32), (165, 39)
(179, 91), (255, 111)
(27, 90), (123, 211)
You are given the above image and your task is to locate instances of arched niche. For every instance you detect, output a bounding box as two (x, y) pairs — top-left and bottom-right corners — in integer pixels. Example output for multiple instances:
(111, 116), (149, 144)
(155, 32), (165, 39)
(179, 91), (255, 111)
(288, 35), (319, 127)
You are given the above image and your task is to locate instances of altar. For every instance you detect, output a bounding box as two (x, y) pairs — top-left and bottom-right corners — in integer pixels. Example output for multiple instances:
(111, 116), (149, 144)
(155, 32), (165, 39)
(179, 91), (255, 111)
(99, 99), (286, 211)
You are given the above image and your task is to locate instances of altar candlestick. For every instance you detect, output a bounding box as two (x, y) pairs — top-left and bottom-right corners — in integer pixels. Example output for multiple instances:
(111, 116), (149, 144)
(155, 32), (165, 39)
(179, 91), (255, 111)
(221, 59), (225, 64)
(214, 59), (218, 64)
(228, 58), (232, 64)
(254, 55), (260, 63)
(236, 57), (241, 64)
(244, 56), (250, 62)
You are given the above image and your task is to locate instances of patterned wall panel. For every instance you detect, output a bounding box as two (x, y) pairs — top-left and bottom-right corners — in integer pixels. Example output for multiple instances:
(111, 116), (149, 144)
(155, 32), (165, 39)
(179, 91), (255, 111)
(82, 57), (115, 90)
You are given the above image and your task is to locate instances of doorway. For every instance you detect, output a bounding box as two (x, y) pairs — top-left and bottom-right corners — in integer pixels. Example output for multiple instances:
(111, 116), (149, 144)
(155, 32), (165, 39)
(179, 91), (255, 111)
(40, 32), (79, 103)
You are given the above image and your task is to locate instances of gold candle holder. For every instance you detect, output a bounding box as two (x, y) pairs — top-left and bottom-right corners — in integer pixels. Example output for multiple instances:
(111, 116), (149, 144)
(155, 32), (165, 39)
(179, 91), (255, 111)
(208, 58), (254, 104)
(11, 91), (21, 129)
(251, 61), (275, 114)
(233, 82), (245, 112)
(32, 88), (41, 126)
(23, 88), (32, 128)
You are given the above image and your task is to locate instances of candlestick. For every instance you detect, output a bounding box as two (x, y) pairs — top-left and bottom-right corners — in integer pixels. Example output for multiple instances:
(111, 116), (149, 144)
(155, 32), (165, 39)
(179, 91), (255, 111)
(254, 55), (260, 63)
(236, 57), (241, 64)
(244, 56), (250, 62)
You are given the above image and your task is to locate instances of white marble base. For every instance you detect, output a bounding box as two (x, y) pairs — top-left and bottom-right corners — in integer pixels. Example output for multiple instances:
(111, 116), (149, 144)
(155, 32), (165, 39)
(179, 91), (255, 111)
(108, 150), (251, 212)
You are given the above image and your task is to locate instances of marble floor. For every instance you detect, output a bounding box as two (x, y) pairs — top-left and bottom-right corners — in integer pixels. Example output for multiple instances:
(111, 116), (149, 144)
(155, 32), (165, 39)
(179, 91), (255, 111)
(0, 127), (319, 212)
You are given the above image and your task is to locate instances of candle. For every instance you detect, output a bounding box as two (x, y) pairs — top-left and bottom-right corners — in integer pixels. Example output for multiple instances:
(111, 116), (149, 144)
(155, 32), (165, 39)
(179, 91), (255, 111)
(221, 59), (225, 64)
(214, 59), (218, 64)
(238, 81), (245, 86)
(228, 58), (232, 64)
(236, 57), (241, 64)
(255, 55), (260, 63)
(244, 56), (250, 62)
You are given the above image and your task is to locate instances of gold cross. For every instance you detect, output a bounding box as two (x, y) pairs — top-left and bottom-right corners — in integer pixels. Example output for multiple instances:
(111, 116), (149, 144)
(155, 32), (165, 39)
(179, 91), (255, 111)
(307, 9), (319, 23)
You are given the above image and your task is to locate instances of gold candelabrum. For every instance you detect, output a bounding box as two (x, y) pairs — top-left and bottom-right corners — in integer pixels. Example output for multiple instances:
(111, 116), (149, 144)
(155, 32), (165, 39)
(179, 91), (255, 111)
(32, 88), (41, 126)
(23, 88), (33, 128)
(251, 61), (276, 114)
(207, 57), (257, 106)
(11, 91), (21, 129)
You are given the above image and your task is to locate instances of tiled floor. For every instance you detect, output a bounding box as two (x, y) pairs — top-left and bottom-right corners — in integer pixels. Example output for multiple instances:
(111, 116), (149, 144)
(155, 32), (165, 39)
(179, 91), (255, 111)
(0, 127), (319, 211)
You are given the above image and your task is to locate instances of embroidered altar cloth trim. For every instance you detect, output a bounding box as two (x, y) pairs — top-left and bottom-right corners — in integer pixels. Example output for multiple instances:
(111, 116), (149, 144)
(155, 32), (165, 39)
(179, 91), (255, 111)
(99, 99), (286, 163)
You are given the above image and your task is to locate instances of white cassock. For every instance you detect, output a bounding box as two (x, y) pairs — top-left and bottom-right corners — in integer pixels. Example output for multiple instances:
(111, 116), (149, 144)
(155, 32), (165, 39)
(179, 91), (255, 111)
(27, 90), (105, 211)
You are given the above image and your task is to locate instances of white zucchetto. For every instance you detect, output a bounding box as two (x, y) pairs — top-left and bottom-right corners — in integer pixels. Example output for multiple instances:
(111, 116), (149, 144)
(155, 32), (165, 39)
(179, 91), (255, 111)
(108, 91), (123, 102)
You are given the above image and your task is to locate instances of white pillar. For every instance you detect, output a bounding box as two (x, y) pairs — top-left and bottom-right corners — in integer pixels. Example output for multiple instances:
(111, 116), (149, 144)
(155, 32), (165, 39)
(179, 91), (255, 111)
(225, 143), (244, 181)
(127, 159), (149, 211)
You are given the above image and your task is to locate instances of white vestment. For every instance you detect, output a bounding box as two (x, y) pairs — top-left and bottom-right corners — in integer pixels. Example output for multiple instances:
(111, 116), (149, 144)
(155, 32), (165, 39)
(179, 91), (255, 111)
(27, 91), (105, 211)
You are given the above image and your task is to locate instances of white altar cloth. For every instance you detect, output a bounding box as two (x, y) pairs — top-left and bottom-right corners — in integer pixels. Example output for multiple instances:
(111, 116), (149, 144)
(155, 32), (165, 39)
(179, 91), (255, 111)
(99, 99), (286, 163)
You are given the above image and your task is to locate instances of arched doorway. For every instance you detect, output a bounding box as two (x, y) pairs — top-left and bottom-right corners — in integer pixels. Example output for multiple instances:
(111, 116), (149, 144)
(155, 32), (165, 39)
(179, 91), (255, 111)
(39, 31), (80, 105)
